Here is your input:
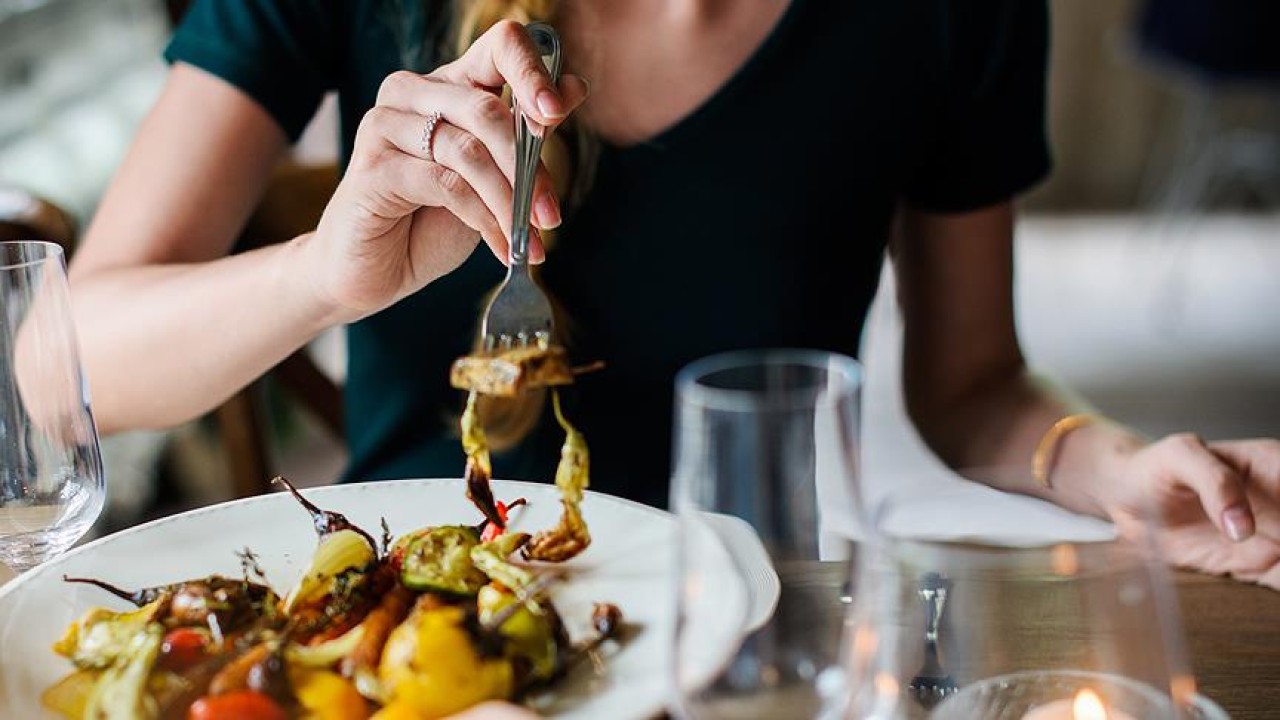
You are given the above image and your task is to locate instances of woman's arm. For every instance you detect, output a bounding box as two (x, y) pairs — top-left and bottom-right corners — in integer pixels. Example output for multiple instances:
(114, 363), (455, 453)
(896, 201), (1280, 587)
(74, 22), (589, 435)
(894, 202), (1130, 514)
(71, 64), (332, 433)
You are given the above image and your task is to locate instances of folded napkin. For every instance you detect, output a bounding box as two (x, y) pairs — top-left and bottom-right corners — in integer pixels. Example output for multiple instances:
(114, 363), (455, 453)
(819, 263), (1119, 549)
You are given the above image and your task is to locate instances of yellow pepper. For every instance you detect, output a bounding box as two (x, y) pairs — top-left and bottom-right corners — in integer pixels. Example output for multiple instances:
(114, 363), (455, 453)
(477, 585), (561, 682)
(292, 668), (370, 720)
(379, 605), (513, 719)
(40, 669), (101, 719)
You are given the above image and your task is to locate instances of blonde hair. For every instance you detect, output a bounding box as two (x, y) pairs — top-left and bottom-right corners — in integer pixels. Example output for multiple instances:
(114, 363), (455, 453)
(446, 0), (596, 451)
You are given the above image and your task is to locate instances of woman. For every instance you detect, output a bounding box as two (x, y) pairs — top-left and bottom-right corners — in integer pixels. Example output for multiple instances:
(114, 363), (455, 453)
(71, 0), (1278, 594)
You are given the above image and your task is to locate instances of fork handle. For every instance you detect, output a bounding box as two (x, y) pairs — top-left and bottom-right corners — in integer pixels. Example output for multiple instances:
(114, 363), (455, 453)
(510, 23), (563, 267)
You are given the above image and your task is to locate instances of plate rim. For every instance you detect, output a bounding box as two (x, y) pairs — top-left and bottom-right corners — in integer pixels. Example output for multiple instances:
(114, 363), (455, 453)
(0, 477), (674, 603)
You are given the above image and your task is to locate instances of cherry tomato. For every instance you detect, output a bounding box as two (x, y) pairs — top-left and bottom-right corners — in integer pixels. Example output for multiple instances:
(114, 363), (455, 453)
(159, 627), (208, 670)
(187, 690), (287, 720)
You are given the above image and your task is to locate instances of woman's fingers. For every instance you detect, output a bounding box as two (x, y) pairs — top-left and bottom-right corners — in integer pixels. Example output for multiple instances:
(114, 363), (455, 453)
(1209, 439), (1280, 496)
(435, 20), (577, 127)
(1158, 433), (1256, 542)
(369, 150), (508, 261)
(375, 73), (584, 232)
(355, 106), (552, 264)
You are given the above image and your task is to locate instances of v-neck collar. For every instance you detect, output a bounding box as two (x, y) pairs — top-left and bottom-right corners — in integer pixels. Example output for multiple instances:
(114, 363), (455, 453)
(607, 0), (805, 154)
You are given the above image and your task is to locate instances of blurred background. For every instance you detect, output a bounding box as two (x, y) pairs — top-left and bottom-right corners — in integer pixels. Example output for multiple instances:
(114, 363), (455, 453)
(0, 0), (1277, 536)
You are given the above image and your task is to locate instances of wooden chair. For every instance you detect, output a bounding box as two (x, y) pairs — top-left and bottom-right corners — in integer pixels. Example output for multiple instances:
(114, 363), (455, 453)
(0, 186), (76, 251)
(217, 161), (343, 497)
(1, 172), (343, 499)
(162, 0), (344, 497)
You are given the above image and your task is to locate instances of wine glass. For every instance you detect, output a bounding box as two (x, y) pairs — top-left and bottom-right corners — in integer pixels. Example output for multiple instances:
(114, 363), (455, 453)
(837, 489), (1230, 720)
(669, 349), (863, 719)
(0, 241), (104, 574)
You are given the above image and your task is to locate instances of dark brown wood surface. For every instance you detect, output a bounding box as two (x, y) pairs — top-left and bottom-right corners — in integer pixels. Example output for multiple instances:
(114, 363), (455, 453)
(1173, 572), (1280, 720)
(748, 565), (1280, 719)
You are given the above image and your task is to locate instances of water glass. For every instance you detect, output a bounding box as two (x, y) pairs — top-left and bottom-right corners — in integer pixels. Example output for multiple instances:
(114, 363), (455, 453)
(670, 349), (863, 719)
(0, 241), (103, 572)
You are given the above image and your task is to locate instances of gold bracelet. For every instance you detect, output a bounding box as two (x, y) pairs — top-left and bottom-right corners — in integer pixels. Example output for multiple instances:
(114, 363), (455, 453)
(1032, 413), (1101, 490)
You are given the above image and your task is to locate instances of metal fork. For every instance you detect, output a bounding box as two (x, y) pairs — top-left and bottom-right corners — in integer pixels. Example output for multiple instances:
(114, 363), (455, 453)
(479, 22), (562, 351)
(908, 571), (958, 709)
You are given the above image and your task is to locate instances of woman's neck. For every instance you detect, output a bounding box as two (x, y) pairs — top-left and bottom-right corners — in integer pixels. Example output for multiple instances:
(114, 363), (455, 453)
(559, 0), (791, 146)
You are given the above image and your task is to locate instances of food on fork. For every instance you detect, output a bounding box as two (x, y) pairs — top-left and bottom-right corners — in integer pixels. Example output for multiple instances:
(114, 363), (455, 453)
(449, 345), (575, 398)
(43, 477), (624, 720)
(452, 344), (598, 564)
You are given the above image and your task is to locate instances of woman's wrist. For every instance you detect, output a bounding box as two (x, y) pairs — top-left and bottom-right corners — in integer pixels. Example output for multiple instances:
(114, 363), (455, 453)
(1049, 418), (1148, 520)
(277, 232), (361, 332)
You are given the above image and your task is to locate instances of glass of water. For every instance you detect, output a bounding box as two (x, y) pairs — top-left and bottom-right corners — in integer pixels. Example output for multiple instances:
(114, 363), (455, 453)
(0, 241), (104, 573)
(670, 349), (863, 719)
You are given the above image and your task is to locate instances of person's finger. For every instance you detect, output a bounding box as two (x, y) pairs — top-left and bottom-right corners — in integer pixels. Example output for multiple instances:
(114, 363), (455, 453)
(435, 20), (589, 127)
(1209, 439), (1280, 496)
(1257, 557), (1280, 591)
(1224, 535), (1280, 586)
(431, 124), (517, 244)
(1158, 433), (1256, 542)
(358, 108), (512, 243)
(373, 151), (509, 262)
(375, 75), (575, 231)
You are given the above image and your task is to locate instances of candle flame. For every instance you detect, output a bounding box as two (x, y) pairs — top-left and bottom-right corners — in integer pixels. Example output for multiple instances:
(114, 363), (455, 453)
(1073, 689), (1110, 720)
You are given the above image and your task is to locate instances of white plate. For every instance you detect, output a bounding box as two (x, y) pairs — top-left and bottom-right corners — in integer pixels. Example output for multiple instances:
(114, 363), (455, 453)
(0, 479), (690, 719)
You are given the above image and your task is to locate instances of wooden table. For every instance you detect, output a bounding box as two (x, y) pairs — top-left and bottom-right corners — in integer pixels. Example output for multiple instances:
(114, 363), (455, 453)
(1173, 572), (1280, 719)
(732, 564), (1280, 719)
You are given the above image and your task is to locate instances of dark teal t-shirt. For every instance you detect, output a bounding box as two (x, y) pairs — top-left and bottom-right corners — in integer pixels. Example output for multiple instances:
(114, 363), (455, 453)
(166, 0), (1050, 509)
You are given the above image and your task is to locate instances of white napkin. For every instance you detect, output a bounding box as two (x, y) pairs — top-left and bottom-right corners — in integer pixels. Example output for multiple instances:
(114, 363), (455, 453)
(819, 261), (1118, 549)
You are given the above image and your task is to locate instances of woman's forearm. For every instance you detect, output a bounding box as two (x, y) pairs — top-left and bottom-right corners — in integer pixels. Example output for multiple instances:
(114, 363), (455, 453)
(911, 369), (1147, 518)
(73, 235), (338, 434)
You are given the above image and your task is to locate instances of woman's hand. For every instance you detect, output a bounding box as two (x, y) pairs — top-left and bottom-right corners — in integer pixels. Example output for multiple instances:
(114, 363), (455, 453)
(301, 20), (590, 323)
(1095, 435), (1280, 589)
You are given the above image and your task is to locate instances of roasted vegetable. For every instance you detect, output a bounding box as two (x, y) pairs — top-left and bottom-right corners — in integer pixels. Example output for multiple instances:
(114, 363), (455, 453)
(286, 625), (366, 669)
(479, 498), (526, 543)
(524, 391), (592, 562)
(283, 529), (378, 615)
(62, 575), (279, 631)
(41, 669), (101, 719)
(53, 600), (166, 670)
(291, 668), (369, 720)
(461, 390), (504, 529)
(274, 476), (378, 551)
(470, 532), (534, 598)
(378, 602), (513, 718)
(208, 643), (272, 696)
(187, 690), (288, 720)
(449, 345), (574, 397)
(397, 526), (488, 595)
(339, 585), (415, 701)
(477, 585), (561, 683)
(158, 627), (210, 671)
(83, 623), (163, 720)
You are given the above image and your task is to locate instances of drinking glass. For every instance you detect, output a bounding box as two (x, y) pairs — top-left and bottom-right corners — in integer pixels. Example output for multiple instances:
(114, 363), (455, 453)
(838, 492), (1229, 720)
(670, 349), (863, 719)
(0, 241), (104, 573)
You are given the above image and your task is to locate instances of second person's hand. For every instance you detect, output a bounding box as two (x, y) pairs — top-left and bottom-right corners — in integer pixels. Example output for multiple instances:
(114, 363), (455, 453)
(298, 20), (590, 325)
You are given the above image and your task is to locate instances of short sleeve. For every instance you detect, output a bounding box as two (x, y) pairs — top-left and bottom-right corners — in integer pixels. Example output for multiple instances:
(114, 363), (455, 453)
(902, 0), (1052, 212)
(163, 0), (343, 142)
